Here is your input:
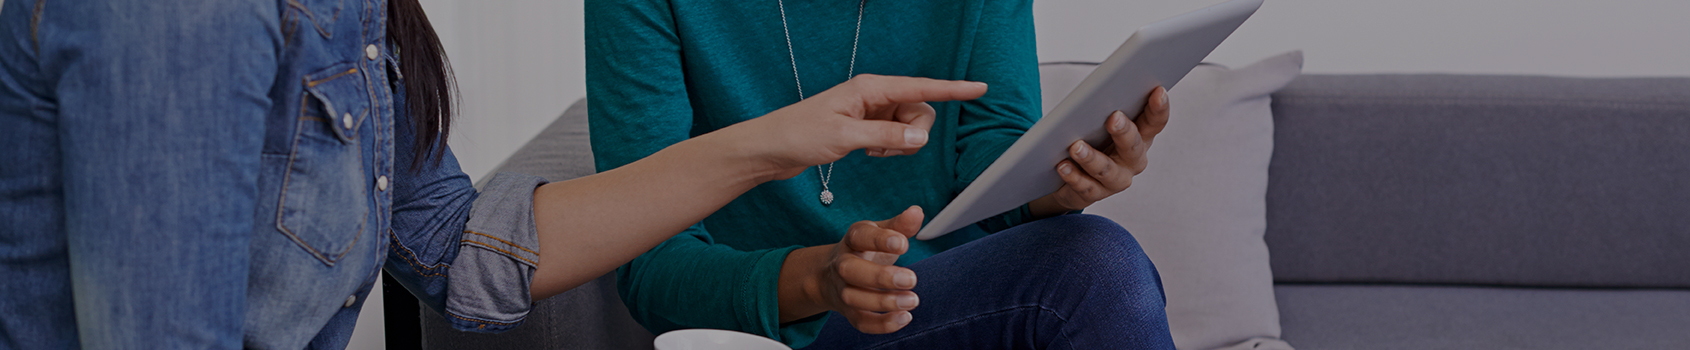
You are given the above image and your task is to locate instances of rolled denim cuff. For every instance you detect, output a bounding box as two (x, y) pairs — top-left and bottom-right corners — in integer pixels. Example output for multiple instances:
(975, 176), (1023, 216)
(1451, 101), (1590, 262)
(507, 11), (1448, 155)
(445, 172), (547, 333)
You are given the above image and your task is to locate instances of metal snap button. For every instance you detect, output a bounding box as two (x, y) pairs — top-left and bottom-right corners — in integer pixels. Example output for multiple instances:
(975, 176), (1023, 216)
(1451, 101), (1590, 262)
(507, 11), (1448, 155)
(365, 44), (379, 60)
(376, 176), (389, 191)
(344, 294), (357, 308)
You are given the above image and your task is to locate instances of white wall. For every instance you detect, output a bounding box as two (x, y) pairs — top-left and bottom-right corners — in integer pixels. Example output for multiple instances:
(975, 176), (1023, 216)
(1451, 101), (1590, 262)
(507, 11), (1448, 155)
(351, 1), (1690, 348)
(434, 0), (1690, 184)
(437, 0), (587, 184)
(1035, 0), (1690, 76)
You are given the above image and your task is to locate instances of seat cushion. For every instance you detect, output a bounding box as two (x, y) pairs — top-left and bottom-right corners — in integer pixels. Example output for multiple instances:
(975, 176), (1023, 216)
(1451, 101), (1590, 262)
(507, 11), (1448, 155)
(1275, 284), (1690, 349)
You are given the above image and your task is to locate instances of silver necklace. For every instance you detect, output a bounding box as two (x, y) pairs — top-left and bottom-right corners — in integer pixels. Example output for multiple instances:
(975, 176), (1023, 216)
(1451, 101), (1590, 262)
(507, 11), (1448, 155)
(779, 0), (865, 206)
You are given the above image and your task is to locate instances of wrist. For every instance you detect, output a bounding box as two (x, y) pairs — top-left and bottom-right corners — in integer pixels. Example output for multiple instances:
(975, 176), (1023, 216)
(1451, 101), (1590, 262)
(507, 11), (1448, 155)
(777, 245), (831, 323)
(688, 132), (790, 185)
(1027, 194), (1073, 219)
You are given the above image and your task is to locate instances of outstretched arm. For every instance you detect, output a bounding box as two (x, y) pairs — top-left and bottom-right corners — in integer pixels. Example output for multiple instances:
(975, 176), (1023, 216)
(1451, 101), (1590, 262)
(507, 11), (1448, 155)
(528, 75), (987, 299)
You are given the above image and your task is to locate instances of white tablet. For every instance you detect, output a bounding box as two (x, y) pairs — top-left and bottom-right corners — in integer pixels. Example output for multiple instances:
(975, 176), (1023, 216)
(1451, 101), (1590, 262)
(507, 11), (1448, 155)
(916, 0), (1263, 240)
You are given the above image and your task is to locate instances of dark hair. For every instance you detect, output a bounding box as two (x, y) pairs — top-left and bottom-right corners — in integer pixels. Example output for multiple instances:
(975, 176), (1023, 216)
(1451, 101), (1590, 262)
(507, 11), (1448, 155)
(387, 0), (456, 170)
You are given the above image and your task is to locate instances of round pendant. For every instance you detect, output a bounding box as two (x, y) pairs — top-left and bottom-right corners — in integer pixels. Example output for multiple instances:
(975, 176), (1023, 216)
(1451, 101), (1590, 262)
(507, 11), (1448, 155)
(819, 190), (835, 205)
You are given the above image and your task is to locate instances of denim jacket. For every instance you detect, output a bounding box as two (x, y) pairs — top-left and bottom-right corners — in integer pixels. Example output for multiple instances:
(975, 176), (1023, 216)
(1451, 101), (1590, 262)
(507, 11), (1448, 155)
(0, 0), (542, 348)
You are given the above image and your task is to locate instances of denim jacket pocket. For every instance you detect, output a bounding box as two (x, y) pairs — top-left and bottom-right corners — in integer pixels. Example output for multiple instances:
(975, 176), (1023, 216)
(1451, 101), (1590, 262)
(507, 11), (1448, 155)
(277, 62), (371, 266)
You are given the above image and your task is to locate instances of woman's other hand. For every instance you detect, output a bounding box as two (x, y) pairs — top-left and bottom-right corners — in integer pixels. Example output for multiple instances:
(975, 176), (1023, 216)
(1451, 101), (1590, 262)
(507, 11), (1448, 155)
(1029, 86), (1171, 217)
(707, 74), (989, 182)
(778, 206), (924, 334)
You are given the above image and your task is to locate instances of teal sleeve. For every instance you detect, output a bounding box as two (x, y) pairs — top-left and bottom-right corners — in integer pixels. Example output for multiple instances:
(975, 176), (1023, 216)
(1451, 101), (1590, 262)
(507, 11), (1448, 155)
(954, 0), (1043, 232)
(584, 0), (828, 346)
(615, 228), (825, 347)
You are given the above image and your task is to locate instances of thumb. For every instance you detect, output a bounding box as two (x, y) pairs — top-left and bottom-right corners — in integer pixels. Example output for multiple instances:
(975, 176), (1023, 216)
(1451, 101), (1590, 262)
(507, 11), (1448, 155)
(842, 119), (929, 152)
(876, 206), (924, 238)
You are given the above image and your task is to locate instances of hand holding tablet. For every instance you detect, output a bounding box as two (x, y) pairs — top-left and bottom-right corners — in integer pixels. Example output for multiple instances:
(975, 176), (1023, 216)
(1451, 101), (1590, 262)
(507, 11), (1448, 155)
(917, 0), (1264, 240)
(1029, 86), (1171, 217)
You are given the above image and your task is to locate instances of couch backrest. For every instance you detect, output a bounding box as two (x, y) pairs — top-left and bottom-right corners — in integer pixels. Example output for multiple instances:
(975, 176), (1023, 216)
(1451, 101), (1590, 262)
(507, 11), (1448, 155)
(1264, 74), (1690, 288)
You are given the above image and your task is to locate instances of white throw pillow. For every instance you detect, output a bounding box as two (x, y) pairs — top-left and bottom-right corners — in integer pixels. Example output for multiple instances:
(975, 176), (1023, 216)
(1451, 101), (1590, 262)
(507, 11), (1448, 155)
(1050, 51), (1303, 350)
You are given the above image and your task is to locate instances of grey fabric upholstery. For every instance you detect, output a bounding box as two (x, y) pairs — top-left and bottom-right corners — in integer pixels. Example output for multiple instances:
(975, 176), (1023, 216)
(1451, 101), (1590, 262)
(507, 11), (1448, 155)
(423, 100), (657, 350)
(1274, 284), (1690, 349)
(1263, 74), (1690, 288)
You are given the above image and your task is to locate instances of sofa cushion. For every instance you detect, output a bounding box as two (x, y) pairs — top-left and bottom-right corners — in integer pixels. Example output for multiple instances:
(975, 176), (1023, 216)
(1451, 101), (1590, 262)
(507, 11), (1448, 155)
(1073, 51), (1302, 350)
(1264, 74), (1690, 288)
(424, 100), (658, 350)
(1275, 284), (1690, 349)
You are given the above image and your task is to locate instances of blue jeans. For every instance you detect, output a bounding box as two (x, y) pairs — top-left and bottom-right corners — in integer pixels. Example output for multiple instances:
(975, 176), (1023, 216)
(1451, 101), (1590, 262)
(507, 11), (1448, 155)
(805, 215), (1175, 349)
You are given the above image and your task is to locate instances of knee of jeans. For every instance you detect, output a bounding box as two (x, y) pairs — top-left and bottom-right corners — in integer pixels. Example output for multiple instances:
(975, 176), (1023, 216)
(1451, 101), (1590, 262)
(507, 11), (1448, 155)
(1034, 214), (1143, 252)
(1025, 215), (1157, 279)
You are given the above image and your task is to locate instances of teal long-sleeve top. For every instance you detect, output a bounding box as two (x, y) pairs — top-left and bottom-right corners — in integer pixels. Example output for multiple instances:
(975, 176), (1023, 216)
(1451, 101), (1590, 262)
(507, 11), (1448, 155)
(584, 0), (1041, 347)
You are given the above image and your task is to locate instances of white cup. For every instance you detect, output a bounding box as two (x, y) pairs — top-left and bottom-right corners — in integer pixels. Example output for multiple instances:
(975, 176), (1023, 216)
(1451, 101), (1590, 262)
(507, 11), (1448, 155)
(653, 329), (792, 350)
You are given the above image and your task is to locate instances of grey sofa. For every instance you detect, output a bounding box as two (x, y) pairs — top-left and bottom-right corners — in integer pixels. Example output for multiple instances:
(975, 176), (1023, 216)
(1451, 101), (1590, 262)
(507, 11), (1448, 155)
(422, 74), (1690, 349)
(1266, 74), (1690, 349)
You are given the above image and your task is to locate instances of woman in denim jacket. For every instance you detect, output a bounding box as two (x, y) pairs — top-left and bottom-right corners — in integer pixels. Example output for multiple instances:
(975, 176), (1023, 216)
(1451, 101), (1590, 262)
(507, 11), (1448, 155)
(0, 0), (985, 348)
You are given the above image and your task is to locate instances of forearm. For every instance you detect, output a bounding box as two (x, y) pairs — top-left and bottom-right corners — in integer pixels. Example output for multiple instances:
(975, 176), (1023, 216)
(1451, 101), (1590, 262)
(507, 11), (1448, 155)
(529, 134), (781, 299)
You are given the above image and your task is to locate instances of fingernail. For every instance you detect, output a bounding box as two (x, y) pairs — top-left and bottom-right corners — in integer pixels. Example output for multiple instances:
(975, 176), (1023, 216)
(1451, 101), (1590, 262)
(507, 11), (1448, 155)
(896, 312), (913, 326)
(971, 81), (988, 89)
(1159, 87), (1170, 107)
(886, 236), (903, 251)
(1059, 163), (1072, 175)
(1111, 112), (1128, 131)
(904, 128), (928, 146)
(897, 294), (919, 309)
(893, 271), (916, 288)
(1072, 141), (1089, 159)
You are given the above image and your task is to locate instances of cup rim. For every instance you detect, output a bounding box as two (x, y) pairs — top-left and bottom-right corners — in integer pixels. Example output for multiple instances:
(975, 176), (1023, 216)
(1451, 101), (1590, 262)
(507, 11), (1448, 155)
(654, 329), (792, 350)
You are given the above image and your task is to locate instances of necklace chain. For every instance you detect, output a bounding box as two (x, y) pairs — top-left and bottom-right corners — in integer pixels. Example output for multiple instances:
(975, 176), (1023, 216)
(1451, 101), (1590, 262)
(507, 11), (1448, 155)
(780, 0), (864, 205)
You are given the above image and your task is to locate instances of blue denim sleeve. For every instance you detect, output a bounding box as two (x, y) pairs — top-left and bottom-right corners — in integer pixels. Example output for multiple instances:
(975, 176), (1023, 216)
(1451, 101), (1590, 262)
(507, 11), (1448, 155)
(447, 172), (547, 332)
(386, 91), (545, 333)
(37, 0), (280, 348)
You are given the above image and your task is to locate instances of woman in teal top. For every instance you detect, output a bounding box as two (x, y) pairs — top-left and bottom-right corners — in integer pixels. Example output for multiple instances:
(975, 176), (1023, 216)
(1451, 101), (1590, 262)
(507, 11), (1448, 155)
(587, 0), (1175, 348)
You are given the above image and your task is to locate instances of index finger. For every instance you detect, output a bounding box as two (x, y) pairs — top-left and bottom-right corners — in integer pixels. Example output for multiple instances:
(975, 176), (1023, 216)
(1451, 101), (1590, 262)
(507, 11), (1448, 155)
(846, 74), (989, 105)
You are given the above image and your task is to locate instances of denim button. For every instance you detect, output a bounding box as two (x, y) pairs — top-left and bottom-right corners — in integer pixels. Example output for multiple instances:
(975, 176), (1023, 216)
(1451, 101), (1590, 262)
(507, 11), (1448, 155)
(376, 176), (388, 191)
(341, 113), (352, 129)
(344, 294), (357, 308)
(365, 44), (379, 60)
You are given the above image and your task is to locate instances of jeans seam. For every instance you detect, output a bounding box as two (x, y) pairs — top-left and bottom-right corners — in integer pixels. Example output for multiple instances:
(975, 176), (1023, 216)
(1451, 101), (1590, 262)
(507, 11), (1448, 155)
(388, 229), (447, 277)
(30, 0), (44, 56)
(285, 0), (334, 39)
(859, 304), (1069, 350)
(307, 67), (359, 87)
(463, 230), (539, 255)
(446, 309), (526, 328)
(459, 240), (539, 267)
